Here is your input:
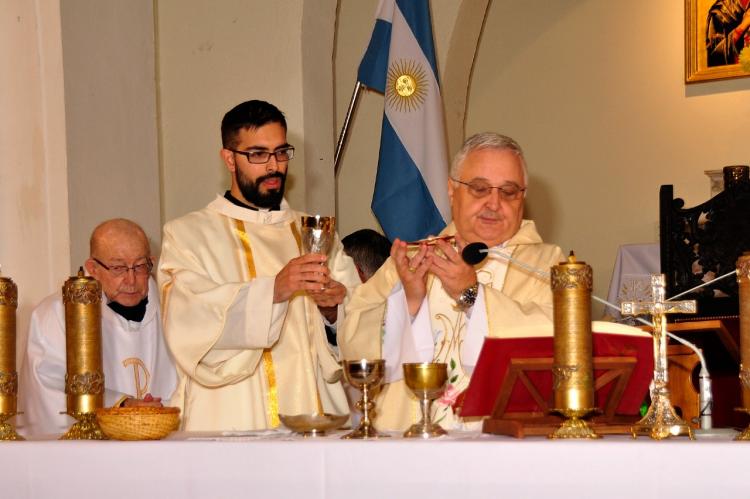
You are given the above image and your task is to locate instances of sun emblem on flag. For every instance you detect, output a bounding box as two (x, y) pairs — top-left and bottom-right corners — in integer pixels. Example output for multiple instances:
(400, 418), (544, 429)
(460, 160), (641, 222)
(386, 59), (428, 112)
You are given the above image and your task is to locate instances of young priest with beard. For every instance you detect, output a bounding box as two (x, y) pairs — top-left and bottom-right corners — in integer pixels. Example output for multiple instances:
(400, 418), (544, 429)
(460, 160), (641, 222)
(158, 100), (359, 431)
(22, 218), (177, 436)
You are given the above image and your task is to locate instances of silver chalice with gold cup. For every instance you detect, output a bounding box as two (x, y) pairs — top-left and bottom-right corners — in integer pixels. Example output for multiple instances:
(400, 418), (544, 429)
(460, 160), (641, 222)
(341, 359), (386, 439)
(403, 362), (448, 438)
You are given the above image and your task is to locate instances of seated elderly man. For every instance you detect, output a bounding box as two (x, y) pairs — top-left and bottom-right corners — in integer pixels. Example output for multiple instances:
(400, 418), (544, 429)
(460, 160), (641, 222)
(21, 218), (177, 436)
(339, 132), (564, 431)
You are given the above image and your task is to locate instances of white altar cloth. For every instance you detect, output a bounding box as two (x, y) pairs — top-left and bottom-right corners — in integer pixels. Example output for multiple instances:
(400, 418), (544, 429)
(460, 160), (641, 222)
(0, 430), (744, 498)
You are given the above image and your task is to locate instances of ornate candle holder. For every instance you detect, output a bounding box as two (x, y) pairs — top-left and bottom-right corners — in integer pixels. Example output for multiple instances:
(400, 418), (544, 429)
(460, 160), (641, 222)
(402, 362), (448, 438)
(0, 274), (23, 440)
(548, 253), (600, 439)
(621, 274), (695, 440)
(735, 253), (750, 441)
(341, 359), (386, 439)
(60, 269), (107, 440)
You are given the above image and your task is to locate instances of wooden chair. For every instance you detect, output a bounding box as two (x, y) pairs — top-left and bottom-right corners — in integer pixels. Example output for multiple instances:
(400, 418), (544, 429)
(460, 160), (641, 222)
(659, 165), (750, 320)
(659, 165), (750, 427)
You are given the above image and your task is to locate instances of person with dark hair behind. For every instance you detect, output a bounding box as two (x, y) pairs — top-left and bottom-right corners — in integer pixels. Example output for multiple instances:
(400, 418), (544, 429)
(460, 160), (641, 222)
(342, 229), (391, 283)
(320, 229), (391, 346)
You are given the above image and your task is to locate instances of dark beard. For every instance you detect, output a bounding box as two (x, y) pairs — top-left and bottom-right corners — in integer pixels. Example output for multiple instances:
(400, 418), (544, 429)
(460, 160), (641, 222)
(235, 169), (286, 208)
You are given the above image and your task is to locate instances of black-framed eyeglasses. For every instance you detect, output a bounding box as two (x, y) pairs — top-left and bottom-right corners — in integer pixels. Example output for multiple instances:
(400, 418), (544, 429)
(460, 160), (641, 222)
(92, 258), (153, 277)
(228, 146), (295, 164)
(451, 177), (526, 201)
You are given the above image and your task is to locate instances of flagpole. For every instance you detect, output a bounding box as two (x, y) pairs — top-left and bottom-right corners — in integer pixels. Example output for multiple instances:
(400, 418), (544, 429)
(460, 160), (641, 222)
(334, 81), (366, 177)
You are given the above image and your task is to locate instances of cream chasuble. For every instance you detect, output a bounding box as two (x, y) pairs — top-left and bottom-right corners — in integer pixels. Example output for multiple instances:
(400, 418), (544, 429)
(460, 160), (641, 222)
(158, 196), (360, 431)
(339, 220), (565, 431)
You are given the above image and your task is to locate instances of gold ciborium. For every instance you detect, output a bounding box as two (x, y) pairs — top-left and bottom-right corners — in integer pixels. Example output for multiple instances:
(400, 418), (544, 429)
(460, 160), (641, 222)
(60, 269), (107, 440)
(341, 359), (386, 439)
(403, 362), (448, 438)
(0, 274), (23, 440)
(300, 215), (336, 256)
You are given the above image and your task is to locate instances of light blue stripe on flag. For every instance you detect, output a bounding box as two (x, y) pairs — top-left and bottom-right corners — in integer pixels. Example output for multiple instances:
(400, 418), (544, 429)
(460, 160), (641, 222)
(372, 118), (446, 241)
(357, 0), (450, 242)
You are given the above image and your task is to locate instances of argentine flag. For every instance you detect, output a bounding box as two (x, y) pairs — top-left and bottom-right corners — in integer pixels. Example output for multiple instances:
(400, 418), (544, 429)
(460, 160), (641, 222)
(358, 0), (450, 242)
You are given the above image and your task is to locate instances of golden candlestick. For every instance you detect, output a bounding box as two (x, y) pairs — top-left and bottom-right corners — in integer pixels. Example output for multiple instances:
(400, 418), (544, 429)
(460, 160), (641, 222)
(60, 269), (107, 440)
(735, 253), (750, 440)
(0, 274), (23, 440)
(548, 252), (600, 439)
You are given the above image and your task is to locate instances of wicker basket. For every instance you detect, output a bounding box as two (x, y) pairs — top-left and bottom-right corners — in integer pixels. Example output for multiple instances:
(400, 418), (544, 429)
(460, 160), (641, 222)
(95, 406), (180, 441)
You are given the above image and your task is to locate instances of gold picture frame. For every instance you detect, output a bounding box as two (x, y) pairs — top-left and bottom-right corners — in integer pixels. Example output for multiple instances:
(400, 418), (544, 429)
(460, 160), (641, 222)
(685, 0), (750, 83)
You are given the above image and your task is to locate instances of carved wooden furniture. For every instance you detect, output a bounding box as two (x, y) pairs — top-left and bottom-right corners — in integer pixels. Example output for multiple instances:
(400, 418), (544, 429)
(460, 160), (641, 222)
(659, 165), (750, 428)
(660, 165), (750, 320)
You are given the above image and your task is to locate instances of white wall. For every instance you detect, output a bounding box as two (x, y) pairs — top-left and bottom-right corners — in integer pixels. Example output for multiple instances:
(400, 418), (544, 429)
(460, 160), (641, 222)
(0, 0), (70, 366)
(467, 0), (750, 311)
(61, 0), (161, 266)
(156, 0), (307, 222)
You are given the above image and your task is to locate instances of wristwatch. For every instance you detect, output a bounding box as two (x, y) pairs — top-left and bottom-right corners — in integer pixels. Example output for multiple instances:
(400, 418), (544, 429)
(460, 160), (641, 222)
(456, 282), (479, 310)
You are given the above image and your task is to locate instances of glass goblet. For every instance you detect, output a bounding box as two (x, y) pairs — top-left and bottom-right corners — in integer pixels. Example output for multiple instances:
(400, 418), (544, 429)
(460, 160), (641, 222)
(300, 215), (335, 256)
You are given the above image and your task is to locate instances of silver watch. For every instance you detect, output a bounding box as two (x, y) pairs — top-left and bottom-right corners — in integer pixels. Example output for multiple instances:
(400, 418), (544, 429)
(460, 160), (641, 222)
(456, 283), (479, 310)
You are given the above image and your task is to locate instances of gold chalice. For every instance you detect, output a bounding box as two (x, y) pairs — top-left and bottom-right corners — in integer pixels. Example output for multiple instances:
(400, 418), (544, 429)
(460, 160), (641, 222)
(300, 215), (336, 256)
(403, 362), (448, 438)
(341, 359), (386, 439)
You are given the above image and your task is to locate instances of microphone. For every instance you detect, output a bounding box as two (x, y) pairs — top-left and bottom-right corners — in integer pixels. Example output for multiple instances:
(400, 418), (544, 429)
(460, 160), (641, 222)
(462, 242), (489, 265)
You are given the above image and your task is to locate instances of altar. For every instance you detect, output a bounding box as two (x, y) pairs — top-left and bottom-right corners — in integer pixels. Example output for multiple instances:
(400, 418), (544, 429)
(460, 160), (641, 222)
(1, 430), (744, 498)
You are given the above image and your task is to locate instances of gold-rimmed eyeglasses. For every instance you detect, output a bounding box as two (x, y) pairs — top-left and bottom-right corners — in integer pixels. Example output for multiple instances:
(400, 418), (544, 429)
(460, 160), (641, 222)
(451, 177), (526, 201)
(92, 258), (153, 277)
(228, 147), (295, 164)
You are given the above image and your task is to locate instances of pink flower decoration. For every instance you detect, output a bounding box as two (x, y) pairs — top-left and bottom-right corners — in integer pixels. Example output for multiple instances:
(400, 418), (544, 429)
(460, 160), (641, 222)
(438, 384), (462, 406)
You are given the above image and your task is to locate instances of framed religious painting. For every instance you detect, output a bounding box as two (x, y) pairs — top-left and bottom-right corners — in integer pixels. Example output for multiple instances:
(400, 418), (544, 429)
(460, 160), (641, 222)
(685, 0), (750, 83)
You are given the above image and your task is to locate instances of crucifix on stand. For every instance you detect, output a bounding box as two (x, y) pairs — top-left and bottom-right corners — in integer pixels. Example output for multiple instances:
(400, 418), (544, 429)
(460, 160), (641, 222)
(621, 274), (697, 440)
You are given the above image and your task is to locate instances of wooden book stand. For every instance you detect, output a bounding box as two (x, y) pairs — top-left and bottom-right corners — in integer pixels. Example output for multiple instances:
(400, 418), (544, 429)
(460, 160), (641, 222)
(456, 333), (653, 438)
(481, 356), (640, 437)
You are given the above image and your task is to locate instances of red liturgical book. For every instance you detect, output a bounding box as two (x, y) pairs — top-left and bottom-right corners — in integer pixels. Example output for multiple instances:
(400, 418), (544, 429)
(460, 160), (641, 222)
(458, 324), (654, 419)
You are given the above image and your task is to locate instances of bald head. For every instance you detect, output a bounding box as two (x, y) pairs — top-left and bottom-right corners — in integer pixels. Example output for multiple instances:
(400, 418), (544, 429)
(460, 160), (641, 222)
(90, 218), (150, 257)
(85, 219), (152, 306)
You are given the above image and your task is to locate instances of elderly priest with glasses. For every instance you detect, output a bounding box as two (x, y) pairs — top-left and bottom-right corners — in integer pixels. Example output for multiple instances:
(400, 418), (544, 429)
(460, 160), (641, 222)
(157, 100), (360, 431)
(339, 132), (565, 431)
(21, 219), (177, 436)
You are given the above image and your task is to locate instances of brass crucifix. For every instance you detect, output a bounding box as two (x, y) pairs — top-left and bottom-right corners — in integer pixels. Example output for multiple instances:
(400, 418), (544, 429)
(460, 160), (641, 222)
(620, 274), (696, 440)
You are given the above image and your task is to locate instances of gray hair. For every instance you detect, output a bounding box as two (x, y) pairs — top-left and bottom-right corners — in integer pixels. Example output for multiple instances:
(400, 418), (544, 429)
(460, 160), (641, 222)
(450, 132), (528, 186)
